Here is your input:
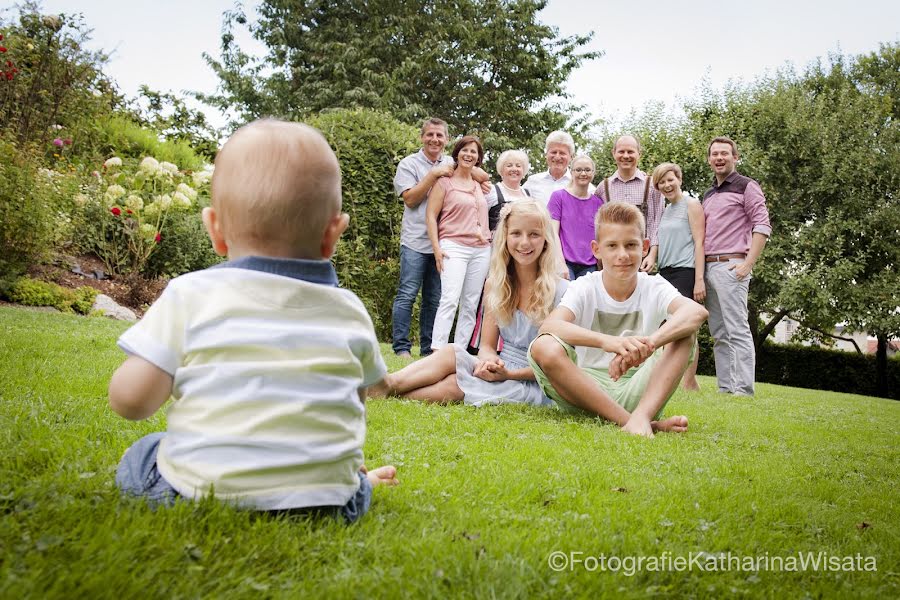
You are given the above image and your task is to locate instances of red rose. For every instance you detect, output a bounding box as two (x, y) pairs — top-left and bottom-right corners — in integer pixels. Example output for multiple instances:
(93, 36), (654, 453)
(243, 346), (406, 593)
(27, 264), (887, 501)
(154, 233), (162, 243)
(110, 207), (121, 216)
(0, 47), (7, 53)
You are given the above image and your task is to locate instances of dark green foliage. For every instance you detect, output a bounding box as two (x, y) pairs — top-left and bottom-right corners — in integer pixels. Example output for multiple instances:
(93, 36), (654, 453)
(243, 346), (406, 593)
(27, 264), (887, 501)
(697, 336), (900, 400)
(306, 109), (420, 341)
(143, 211), (223, 279)
(4, 277), (98, 314)
(202, 0), (601, 165)
(0, 140), (66, 278)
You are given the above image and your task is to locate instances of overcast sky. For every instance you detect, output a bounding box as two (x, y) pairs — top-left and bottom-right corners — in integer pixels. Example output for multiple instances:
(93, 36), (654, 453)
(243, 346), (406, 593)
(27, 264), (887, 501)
(37, 0), (900, 131)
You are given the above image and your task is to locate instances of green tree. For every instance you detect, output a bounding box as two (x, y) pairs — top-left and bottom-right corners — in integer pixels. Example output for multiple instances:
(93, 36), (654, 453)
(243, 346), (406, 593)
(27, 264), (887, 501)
(0, 2), (122, 154)
(617, 45), (899, 396)
(132, 86), (221, 160)
(201, 0), (601, 163)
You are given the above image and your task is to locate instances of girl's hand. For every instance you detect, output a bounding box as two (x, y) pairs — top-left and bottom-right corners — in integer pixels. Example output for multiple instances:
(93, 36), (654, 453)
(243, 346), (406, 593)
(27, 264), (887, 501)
(434, 249), (450, 273)
(693, 280), (706, 303)
(474, 358), (508, 382)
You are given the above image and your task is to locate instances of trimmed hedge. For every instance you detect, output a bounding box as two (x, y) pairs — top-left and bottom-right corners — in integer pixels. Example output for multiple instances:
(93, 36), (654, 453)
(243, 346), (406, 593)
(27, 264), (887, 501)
(4, 277), (98, 315)
(307, 109), (420, 342)
(698, 331), (899, 399)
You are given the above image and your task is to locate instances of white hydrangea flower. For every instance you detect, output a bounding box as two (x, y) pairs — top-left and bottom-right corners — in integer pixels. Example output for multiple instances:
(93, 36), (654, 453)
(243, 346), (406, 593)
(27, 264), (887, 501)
(159, 161), (179, 174)
(105, 184), (126, 199)
(125, 195), (144, 211)
(176, 182), (198, 200)
(172, 191), (192, 208)
(192, 169), (213, 187)
(139, 157), (160, 173)
(143, 202), (160, 218)
(155, 194), (173, 210)
(103, 157), (123, 169)
(140, 223), (157, 240)
(73, 193), (89, 207)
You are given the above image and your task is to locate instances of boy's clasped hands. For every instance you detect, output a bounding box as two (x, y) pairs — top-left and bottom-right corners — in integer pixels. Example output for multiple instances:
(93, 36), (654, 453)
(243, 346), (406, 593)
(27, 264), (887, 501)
(607, 335), (655, 381)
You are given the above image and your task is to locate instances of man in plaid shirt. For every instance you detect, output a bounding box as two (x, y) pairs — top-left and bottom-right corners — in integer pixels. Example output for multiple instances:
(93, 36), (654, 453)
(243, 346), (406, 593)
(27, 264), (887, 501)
(596, 135), (664, 273)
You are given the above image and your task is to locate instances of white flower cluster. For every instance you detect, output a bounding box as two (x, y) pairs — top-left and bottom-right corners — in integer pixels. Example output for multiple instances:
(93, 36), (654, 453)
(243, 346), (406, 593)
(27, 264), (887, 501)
(104, 184), (126, 207)
(192, 168), (213, 187)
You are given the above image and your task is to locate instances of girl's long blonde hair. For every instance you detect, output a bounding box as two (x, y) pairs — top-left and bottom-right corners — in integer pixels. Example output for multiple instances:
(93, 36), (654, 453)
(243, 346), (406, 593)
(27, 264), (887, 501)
(485, 201), (559, 326)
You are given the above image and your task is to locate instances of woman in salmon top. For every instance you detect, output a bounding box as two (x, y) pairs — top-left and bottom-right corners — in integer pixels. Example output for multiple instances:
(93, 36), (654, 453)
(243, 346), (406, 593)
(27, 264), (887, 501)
(426, 135), (491, 351)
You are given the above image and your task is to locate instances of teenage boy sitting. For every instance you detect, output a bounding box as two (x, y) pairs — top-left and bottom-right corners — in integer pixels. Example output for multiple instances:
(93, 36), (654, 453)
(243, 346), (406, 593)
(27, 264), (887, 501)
(528, 202), (708, 437)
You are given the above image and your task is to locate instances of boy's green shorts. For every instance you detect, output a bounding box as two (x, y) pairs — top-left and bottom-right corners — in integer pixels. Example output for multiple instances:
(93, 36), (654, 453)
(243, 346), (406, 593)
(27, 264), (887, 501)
(527, 333), (690, 418)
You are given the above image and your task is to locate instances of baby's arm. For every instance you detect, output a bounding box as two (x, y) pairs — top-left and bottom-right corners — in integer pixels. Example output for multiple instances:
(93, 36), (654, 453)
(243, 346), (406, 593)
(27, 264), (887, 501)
(108, 356), (173, 420)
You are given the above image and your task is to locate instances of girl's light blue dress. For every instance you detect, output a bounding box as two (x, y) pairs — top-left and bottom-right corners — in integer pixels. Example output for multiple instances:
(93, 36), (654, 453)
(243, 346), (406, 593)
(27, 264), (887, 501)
(454, 280), (567, 407)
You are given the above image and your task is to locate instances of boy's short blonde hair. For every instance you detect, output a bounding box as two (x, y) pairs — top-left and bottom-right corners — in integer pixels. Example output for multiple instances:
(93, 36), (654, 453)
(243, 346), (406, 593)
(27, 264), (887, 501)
(594, 202), (646, 240)
(651, 162), (683, 190)
(211, 119), (341, 258)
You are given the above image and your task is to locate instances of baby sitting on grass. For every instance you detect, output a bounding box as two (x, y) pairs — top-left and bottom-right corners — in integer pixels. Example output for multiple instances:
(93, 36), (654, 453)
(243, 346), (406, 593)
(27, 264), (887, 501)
(108, 119), (397, 522)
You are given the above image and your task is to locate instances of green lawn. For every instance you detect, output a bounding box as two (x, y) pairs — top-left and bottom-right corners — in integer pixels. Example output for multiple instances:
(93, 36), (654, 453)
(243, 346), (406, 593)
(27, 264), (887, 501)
(1, 306), (898, 598)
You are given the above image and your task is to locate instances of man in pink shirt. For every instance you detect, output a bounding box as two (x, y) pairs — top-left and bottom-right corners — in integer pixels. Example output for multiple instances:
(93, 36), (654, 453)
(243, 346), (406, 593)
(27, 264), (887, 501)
(702, 136), (772, 396)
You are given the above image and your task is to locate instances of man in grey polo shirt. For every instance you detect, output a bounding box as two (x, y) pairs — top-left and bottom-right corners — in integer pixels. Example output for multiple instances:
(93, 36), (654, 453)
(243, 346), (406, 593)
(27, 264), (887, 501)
(391, 118), (456, 358)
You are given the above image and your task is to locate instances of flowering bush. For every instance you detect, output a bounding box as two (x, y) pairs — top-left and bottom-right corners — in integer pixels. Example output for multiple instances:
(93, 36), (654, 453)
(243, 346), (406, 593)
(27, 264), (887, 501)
(0, 138), (80, 279)
(75, 155), (211, 276)
(0, 7), (121, 158)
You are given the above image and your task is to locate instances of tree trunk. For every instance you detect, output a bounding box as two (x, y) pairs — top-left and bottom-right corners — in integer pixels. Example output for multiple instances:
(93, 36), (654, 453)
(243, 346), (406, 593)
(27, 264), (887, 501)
(757, 309), (790, 351)
(875, 333), (888, 399)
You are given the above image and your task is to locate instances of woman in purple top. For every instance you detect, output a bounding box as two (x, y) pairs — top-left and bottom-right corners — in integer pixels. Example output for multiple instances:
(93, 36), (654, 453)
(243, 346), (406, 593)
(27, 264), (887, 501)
(547, 155), (603, 280)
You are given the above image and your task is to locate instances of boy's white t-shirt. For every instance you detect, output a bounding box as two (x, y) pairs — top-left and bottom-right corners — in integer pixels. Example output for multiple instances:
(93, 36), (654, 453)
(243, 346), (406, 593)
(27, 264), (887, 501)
(116, 264), (386, 510)
(558, 271), (680, 370)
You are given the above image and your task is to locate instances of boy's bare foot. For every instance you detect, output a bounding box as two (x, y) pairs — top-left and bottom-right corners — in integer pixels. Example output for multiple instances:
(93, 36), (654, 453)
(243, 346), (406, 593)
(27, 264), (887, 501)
(366, 377), (393, 399)
(651, 415), (689, 433)
(364, 465), (399, 487)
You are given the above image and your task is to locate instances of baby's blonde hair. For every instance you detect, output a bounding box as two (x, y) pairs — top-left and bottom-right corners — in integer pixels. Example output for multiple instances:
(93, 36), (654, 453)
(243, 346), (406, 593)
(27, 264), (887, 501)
(486, 201), (559, 326)
(211, 119), (342, 258)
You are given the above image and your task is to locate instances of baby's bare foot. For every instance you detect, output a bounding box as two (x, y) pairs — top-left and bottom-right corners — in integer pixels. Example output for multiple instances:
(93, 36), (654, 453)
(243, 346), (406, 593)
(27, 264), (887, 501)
(365, 465), (399, 487)
(652, 415), (689, 433)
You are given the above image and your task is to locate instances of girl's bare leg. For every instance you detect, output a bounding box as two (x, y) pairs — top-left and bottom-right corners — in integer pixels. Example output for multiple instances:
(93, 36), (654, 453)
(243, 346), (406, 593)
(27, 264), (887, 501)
(403, 373), (464, 403)
(375, 345), (458, 397)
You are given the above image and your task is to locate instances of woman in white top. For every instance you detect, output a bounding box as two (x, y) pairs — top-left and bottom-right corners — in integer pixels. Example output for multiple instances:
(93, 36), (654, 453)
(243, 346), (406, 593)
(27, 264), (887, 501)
(487, 150), (532, 232)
